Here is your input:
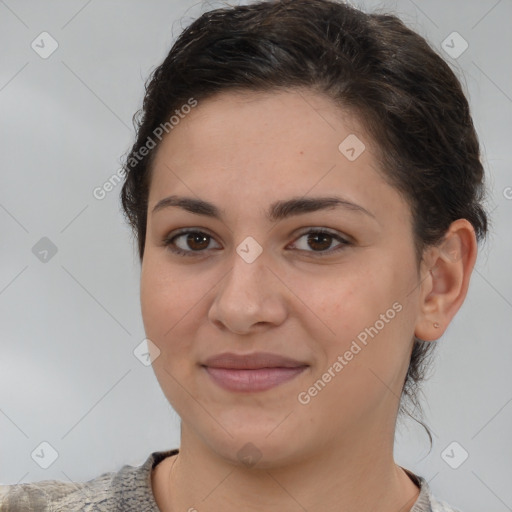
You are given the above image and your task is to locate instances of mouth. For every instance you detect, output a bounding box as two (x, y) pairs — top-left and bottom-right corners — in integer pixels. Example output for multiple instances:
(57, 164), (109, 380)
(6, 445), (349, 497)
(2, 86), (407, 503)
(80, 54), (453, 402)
(201, 352), (309, 392)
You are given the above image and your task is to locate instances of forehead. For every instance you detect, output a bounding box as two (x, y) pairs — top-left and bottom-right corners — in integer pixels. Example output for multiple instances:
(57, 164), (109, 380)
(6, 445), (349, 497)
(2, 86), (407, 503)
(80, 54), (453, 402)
(148, 89), (410, 225)
(155, 89), (364, 163)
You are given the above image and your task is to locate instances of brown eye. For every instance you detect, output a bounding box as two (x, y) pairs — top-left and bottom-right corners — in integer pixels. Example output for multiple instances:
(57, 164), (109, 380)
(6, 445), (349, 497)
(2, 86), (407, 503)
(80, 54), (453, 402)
(306, 232), (334, 251)
(291, 229), (350, 255)
(163, 230), (221, 256)
(184, 232), (210, 251)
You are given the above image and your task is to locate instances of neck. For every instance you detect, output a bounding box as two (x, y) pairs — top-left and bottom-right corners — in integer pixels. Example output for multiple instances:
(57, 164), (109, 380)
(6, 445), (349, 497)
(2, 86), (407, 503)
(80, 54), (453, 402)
(154, 414), (420, 512)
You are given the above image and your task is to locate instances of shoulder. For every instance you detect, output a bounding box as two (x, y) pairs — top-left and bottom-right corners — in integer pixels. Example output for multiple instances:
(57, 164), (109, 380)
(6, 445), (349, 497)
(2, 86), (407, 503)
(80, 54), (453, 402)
(0, 472), (114, 511)
(429, 493), (464, 512)
(402, 467), (464, 512)
(0, 449), (177, 512)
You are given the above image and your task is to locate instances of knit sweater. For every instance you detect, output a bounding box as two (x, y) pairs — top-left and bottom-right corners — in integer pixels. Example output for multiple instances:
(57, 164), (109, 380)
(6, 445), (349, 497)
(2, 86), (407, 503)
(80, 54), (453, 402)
(0, 449), (462, 511)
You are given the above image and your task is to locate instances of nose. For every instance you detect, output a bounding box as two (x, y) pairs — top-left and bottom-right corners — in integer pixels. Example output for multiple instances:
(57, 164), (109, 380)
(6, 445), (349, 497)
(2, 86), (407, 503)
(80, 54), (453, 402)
(207, 249), (288, 335)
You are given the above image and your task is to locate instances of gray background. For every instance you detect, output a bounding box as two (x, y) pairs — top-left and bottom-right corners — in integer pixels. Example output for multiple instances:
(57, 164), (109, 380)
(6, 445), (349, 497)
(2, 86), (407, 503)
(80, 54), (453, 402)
(0, 1), (511, 510)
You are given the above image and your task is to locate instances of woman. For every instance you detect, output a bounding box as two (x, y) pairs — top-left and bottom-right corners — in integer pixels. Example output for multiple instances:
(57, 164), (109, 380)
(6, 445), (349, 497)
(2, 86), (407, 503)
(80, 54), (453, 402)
(0, 0), (487, 510)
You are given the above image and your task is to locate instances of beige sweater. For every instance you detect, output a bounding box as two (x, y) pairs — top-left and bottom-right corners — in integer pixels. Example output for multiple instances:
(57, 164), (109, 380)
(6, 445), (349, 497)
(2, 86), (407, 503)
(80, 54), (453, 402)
(0, 449), (462, 511)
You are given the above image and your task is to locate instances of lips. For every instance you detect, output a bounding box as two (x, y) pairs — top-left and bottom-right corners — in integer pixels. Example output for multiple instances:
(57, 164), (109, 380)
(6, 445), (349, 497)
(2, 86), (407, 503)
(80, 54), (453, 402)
(203, 352), (307, 369)
(202, 352), (309, 392)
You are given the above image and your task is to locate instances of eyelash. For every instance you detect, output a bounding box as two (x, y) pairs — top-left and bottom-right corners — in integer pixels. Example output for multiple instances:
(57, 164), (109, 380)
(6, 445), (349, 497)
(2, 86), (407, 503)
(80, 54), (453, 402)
(162, 228), (351, 257)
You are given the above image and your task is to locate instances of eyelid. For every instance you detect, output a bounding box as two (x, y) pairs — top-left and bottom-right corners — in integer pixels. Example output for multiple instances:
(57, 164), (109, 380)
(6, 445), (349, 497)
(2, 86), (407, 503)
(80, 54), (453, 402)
(287, 227), (351, 254)
(289, 226), (351, 244)
(163, 228), (221, 255)
(163, 226), (352, 256)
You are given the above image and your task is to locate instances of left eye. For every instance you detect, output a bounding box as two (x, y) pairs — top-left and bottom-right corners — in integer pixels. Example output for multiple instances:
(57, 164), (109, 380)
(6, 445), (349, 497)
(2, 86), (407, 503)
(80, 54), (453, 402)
(290, 229), (350, 254)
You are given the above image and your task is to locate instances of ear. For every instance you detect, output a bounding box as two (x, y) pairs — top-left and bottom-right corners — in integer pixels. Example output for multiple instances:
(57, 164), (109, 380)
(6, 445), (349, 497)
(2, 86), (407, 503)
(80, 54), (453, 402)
(414, 219), (478, 342)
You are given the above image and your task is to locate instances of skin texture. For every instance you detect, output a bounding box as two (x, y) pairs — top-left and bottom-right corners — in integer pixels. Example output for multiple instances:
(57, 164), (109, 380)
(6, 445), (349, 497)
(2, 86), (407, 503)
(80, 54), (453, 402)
(141, 89), (477, 512)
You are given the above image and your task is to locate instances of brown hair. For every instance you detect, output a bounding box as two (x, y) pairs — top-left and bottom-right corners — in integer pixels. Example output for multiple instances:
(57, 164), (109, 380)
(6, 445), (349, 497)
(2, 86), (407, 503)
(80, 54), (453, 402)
(120, 0), (488, 445)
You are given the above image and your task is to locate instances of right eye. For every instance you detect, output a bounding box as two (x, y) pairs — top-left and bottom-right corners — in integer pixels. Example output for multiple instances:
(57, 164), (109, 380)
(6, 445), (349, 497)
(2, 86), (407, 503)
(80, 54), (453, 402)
(163, 229), (222, 256)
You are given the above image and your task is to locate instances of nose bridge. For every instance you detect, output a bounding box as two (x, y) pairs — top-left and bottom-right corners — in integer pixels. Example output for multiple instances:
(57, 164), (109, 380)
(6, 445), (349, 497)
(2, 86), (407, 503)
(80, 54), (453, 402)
(220, 247), (270, 308)
(208, 244), (287, 333)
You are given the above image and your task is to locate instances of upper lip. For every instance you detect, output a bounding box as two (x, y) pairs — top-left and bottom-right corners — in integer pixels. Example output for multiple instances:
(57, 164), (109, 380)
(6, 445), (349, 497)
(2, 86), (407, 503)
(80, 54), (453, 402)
(202, 352), (308, 370)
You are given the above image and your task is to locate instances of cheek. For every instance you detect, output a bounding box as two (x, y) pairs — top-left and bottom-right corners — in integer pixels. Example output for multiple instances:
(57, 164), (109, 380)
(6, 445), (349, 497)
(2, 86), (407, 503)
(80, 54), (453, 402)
(140, 258), (169, 341)
(141, 254), (201, 341)
(140, 253), (220, 382)
(140, 257), (201, 404)
(299, 265), (382, 334)
(302, 257), (415, 365)
(299, 275), (413, 430)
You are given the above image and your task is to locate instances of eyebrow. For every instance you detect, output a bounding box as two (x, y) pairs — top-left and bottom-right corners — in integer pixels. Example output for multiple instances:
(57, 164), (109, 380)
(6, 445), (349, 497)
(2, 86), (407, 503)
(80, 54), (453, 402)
(152, 195), (375, 222)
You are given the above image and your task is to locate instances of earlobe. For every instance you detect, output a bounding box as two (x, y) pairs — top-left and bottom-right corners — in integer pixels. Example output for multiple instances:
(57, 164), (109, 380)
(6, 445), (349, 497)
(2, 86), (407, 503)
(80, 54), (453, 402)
(414, 219), (478, 342)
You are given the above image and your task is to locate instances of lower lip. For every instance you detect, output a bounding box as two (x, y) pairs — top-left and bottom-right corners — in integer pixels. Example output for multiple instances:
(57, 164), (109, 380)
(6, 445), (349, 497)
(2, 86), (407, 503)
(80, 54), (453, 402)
(204, 366), (308, 392)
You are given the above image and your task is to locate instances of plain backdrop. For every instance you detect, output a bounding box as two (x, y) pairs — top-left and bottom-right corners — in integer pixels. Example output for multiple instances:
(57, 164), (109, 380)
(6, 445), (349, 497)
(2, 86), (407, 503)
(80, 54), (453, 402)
(1, 1), (511, 510)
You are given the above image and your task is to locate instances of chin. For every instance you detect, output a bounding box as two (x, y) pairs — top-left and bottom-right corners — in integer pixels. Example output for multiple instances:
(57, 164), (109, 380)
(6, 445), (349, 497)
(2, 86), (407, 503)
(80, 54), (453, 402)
(196, 421), (311, 470)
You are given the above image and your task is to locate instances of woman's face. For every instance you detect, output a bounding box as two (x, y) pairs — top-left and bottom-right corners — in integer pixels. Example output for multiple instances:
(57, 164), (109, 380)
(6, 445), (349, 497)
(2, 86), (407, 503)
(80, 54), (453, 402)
(140, 89), (425, 466)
